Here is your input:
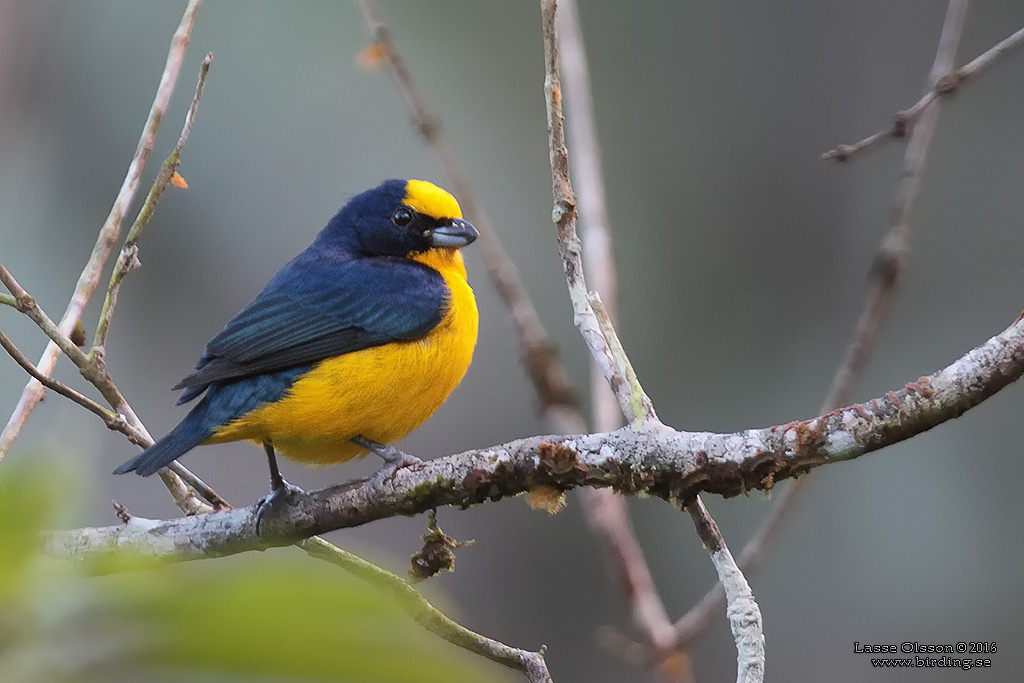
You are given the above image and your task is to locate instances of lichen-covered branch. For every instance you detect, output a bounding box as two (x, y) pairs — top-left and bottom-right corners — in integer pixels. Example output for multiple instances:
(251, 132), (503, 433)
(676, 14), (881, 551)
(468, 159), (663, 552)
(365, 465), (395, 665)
(687, 498), (763, 682)
(47, 311), (1024, 560)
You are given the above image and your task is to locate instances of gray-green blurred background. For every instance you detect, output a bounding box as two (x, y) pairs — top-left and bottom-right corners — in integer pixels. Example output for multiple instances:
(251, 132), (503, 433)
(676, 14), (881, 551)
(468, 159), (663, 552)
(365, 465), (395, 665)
(2, 1), (1024, 681)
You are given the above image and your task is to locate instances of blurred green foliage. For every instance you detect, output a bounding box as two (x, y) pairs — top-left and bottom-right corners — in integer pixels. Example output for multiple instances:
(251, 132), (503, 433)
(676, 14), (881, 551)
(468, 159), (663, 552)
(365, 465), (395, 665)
(0, 461), (502, 683)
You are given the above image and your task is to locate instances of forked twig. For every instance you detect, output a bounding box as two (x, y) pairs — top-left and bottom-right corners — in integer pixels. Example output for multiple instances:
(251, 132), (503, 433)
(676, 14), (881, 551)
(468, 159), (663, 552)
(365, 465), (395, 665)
(0, 261), (224, 514)
(540, 0), (762, 678)
(0, 0), (203, 463)
(822, 14), (1020, 161)
(92, 52), (213, 352)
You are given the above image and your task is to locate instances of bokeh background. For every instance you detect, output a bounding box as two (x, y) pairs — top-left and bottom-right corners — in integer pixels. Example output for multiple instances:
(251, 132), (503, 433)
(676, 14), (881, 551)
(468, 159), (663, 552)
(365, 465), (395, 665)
(2, 1), (1024, 681)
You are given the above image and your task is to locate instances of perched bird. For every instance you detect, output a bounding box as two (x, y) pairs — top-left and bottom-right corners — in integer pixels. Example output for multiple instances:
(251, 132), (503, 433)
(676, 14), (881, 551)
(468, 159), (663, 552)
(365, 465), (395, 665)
(114, 179), (479, 510)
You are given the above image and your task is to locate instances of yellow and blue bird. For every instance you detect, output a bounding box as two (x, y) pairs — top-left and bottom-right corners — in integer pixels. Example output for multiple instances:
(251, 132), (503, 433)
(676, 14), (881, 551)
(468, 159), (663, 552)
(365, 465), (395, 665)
(114, 179), (478, 505)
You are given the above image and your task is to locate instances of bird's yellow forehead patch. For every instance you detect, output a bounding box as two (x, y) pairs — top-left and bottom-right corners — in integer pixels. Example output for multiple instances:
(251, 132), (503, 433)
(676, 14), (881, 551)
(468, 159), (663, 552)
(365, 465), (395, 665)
(404, 179), (462, 220)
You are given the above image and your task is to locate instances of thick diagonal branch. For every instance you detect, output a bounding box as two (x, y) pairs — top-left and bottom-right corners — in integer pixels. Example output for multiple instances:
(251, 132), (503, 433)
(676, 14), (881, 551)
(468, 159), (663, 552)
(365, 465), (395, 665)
(47, 311), (1024, 563)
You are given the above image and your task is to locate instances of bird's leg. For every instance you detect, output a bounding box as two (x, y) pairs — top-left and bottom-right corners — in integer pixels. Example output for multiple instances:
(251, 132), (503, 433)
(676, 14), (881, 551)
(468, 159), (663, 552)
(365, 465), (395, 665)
(351, 435), (423, 484)
(264, 439), (287, 493)
(255, 439), (305, 535)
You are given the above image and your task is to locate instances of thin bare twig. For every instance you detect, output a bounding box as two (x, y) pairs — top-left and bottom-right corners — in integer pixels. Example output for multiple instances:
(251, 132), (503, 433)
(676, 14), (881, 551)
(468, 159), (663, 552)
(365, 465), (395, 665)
(557, 0), (620, 434)
(676, 0), (971, 647)
(540, 1), (762, 677)
(954, 23), (1024, 80)
(92, 52), (212, 352)
(301, 537), (552, 683)
(0, 51), (227, 514)
(0, 323), (220, 508)
(822, 12), (1020, 161)
(557, 2), (686, 678)
(0, 262), (223, 513)
(539, 0), (655, 427)
(0, 0), (202, 463)
(828, 0), (967, 406)
(0, 329), (147, 444)
(0, 265), (94, 368)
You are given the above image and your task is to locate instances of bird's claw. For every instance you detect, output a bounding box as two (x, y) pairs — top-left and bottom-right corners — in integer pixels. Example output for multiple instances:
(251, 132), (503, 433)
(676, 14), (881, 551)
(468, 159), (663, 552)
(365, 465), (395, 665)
(255, 480), (305, 536)
(370, 451), (423, 487)
(351, 435), (423, 486)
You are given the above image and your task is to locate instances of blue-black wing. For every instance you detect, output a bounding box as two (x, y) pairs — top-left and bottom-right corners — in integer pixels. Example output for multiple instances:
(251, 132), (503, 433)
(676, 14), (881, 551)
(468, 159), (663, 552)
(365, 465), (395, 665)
(172, 252), (448, 403)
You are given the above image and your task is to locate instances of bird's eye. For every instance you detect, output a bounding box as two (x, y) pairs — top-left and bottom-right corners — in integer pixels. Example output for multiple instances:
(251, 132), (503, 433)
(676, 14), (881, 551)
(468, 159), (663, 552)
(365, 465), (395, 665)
(392, 208), (413, 226)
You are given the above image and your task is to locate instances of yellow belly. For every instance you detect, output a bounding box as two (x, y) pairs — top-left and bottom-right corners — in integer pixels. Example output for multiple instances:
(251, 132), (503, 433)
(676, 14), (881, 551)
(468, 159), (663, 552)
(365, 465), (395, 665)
(208, 250), (478, 465)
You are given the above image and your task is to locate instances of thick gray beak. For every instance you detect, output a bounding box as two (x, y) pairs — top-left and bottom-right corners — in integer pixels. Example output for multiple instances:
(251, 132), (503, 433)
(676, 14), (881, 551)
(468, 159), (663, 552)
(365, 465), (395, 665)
(429, 218), (479, 248)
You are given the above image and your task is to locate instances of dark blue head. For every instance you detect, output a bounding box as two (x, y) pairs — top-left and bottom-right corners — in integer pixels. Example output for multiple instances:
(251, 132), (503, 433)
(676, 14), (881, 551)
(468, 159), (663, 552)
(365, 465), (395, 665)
(318, 179), (478, 258)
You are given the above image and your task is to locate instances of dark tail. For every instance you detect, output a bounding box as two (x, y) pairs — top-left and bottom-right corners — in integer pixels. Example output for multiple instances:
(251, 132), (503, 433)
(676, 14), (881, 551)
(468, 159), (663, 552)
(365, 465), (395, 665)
(113, 412), (213, 476)
(115, 368), (304, 476)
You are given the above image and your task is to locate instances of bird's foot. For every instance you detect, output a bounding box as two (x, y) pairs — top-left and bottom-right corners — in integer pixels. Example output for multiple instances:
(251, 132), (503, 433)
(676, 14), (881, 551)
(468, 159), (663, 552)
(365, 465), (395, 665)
(351, 435), (423, 486)
(255, 478), (305, 536)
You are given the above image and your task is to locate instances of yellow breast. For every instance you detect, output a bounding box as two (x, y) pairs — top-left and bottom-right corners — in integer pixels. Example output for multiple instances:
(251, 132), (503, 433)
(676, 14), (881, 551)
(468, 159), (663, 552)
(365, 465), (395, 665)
(208, 248), (478, 464)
